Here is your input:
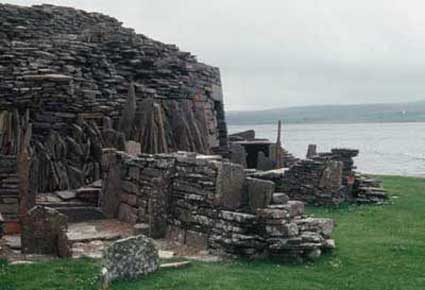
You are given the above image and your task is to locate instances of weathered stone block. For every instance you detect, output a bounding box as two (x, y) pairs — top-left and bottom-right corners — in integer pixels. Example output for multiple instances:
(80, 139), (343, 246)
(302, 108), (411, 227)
(120, 192), (137, 206)
(265, 223), (299, 237)
(21, 206), (70, 257)
(245, 177), (274, 211)
(213, 161), (245, 210)
(118, 203), (138, 224)
(296, 218), (335, 237)
(103, 235), (159, 284)
(272, 193), (289, 204)
(122, 181), (139, 194)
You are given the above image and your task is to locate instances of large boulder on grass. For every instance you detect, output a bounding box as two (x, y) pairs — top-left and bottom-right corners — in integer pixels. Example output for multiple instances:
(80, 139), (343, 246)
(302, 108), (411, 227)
(103, 235), (159, 285)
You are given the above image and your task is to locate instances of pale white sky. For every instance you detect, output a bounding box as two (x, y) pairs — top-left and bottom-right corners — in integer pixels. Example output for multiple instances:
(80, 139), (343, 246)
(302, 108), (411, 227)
(5, 0), (425, 110)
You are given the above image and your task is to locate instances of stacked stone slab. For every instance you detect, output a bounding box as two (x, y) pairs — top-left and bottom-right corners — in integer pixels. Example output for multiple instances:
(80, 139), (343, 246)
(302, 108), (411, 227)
(251, 148), (387, 206)
(353, 174), (388, 204)
(0, 4), (228, 194)
(0, 155), (19, 223)
(270, 158), (345, 206)
(102, 150), (335, 261)
(317, 149), (359, 185)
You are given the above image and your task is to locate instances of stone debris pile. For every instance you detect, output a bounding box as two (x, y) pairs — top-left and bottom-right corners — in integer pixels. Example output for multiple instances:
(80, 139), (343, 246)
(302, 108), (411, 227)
(102, 150), (335, 261)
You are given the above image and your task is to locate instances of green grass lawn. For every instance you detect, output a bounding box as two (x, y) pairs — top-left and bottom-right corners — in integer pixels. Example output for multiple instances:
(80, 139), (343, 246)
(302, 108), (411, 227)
(1, 176), (425, 290)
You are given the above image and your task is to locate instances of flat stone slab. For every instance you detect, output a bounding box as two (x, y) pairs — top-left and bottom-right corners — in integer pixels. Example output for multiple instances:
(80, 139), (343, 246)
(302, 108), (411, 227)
(36, 193), (62, 203)
(56, 190), (77, 201)
(159, 250), (175, 259)
(3, 235), (21, 250)
(22, 74), (72, 82)
(72, 240), (106, 259)
(67, 219), (134, 242)
(160, 261), (191, 269)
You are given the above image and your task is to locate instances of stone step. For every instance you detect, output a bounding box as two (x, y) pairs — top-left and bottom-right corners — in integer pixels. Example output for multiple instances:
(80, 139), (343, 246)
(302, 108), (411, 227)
(55, 206), (105, 223)
(67, 219), (135, 259)
(37, 201), (95, 208)
(67, 219), (134, 243)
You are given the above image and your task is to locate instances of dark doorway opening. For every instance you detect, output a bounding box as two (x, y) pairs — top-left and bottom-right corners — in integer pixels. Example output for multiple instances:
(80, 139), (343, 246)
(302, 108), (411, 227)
(242, 143), (270, 169)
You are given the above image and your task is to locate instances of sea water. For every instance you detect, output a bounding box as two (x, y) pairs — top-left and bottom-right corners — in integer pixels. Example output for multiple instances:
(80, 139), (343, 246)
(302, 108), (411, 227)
(228, 122), (425, 176)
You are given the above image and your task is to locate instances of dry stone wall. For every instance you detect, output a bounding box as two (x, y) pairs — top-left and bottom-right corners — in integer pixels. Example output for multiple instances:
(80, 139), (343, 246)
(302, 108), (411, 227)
(102, 150), (335, 261)
(251, 148), (388, 205)
(0, 155), (19, 223)
(0, 4), (228, 193)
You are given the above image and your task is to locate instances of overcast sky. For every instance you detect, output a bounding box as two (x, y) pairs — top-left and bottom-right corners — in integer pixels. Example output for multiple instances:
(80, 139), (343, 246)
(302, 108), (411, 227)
(6, 0), (425, 110)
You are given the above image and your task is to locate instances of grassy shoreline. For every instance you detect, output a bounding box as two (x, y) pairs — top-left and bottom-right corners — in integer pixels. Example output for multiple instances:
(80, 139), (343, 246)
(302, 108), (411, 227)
(1, 175), (424, 290)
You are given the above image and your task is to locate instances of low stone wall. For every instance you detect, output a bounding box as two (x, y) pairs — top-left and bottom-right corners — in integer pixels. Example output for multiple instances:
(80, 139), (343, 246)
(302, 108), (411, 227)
(0, 155), (19, 224)
(102, 150), (335, 260)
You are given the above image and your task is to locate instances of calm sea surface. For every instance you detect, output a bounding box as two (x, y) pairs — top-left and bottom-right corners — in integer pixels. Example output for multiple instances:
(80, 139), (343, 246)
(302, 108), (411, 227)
(228, 122), (425, 176)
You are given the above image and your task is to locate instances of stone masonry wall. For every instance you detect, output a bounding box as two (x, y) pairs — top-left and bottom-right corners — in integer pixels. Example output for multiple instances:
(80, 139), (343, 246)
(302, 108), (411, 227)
(251, 148), (387, 206)
(102, 150), (335, 261)
(0, 155), (19, 223)
(0, 4), (228, 193)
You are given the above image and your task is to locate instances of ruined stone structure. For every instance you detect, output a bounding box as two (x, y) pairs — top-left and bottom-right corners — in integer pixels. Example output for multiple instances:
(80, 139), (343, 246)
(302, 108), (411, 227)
(0, 4), (228, 224)
(229, 129), (298, 170)
(102, 150), (335, 260)
(0, 4), (339, 264)
(252, 148), (388, 206)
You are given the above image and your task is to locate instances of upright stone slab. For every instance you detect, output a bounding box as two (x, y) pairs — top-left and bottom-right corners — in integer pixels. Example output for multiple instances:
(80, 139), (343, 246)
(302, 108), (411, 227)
(319, 160), (343, 191)
(103, 235), (159, 284)
(101, 149), (125, 218)
(306, 144), (317, 159)
(245, 177), (275, 211)
(21, 206), (70, 257)
(214, 161), (245, 209)
(0, 212), (4, 238)
(257, 151), (274, 171)
(229, 143), (247, 168)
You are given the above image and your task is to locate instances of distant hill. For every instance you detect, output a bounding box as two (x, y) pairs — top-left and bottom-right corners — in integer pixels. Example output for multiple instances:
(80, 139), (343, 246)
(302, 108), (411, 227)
(226, 101), (425, 125)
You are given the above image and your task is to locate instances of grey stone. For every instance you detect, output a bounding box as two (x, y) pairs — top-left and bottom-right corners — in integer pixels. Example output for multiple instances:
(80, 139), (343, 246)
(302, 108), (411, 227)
(21, 206), (71, 257)
(103, 235), (159, 284)
(272, 193), (289, 204)
(245, 177), (275, 211)
(56, 190), (77, 201)
(214, 161), (245, 210)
